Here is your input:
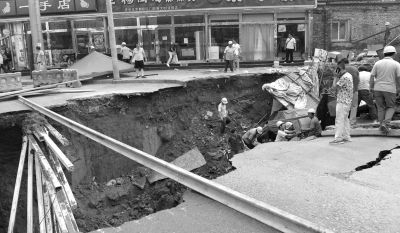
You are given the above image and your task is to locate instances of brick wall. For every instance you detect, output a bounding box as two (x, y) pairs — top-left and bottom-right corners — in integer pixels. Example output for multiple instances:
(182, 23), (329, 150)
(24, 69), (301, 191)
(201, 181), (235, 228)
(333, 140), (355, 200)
(312, 2), (400, 54)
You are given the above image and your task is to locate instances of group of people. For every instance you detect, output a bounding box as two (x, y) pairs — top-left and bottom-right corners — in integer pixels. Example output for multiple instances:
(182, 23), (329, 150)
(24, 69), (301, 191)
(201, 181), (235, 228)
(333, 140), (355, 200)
(223, 40), (241, 73)
(217, 97), (322, 151)
(330, 45), (400, 144)
(118, 42), (147, 78)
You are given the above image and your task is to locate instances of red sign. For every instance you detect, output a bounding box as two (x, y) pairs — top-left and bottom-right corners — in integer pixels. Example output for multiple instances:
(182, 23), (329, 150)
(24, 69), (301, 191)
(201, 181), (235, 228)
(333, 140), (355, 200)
(74, 0), (97, 12)
(0, 1), (17, 17)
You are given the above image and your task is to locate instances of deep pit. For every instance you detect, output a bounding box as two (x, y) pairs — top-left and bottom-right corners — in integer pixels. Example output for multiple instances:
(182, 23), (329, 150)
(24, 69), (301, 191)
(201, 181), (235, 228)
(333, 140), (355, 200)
(0, 74), (280, 232)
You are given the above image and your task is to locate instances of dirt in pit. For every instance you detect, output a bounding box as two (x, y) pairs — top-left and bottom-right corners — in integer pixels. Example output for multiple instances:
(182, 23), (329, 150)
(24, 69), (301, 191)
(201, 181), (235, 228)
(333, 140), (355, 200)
(0, 73), (280, 232)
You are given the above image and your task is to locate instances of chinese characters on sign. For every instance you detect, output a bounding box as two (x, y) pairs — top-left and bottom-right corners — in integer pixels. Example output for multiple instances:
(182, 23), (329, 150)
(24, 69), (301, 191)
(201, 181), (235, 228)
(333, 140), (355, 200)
(109, 0), (315, 12)
(0, 0), (97, 17)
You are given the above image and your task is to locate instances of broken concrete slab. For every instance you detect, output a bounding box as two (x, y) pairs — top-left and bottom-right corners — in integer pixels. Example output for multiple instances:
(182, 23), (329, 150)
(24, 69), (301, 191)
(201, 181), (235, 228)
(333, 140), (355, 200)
(322, 128), (400, 137)
(148, 147), (206, 184)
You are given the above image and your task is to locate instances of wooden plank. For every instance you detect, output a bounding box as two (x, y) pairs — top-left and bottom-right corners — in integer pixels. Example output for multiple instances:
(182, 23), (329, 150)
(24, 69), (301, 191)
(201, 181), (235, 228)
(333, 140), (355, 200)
(322, 129), (400, 137)
(42, 176), (54, 233)
(7, 136), (28, 233)
(48, 148), (77, 209)
(34, 155), (46, 233)
(44, 176), (69, 233)
(27, 144), (33, 233)
(45, 123), (70, 146)
(28, 135), (62, 191)
(43, 134), (74, 171)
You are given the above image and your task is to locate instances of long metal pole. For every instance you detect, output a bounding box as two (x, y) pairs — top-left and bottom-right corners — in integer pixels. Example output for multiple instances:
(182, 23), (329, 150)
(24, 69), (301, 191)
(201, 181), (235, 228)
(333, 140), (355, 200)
(18, 96), (333, 233)
(28, 0), (45, 71)
(106, 0), (120, 80)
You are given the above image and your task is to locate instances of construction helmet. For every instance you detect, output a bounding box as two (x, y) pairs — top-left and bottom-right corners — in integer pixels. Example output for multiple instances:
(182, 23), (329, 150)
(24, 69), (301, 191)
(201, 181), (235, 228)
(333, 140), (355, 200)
(308, 108), (316, 114)
(276, 121), (284, 127)
(256, 126), (263, 134)
(383, 46), (397, 54)
(221, 97), (228, 104)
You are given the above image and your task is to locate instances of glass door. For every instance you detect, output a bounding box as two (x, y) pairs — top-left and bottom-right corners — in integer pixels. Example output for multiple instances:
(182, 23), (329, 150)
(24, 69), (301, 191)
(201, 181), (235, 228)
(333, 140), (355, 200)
(142, 29), (156, 62)
(157, 29), (170, 64)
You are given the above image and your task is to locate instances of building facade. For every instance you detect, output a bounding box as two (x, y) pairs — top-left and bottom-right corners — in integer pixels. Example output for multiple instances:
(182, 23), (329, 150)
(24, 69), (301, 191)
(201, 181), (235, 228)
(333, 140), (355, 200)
(313, 0), (400, 52)
(0, 0), (317, 71)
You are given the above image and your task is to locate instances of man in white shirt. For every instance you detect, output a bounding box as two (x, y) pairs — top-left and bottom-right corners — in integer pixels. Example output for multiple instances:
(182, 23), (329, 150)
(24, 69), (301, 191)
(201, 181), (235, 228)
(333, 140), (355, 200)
(121, 42), (132, 63)
(357, 65), (377, 121)
(218, 97), (231, 134)
(224, 41), (236, 73)
(285, 34), (296, 63)
(132, 43), (147, 78)
(232, 40), (241, 71)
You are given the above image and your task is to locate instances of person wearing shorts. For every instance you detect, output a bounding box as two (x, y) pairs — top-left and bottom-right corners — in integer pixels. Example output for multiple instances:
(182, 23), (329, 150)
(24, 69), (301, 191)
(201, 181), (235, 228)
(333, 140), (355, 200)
(132, 43), (146, 78)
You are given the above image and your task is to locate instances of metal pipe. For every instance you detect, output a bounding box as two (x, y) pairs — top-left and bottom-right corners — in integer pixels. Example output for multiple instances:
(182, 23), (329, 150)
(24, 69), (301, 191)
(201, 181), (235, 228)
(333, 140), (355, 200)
(106, 0), (121, 80)
(18, 96), (333, 233)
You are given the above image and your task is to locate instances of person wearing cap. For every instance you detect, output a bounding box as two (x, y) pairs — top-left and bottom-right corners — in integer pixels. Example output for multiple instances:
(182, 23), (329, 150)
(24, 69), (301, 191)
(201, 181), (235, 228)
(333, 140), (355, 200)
(242, 126), (263, 149)
(331, 55), (353, 144)
(223, 41), (235, 73)
(301, 108), (322, 138)
(384, 22), (391, 46)
(370, 45), (400, 134)
(218, 97), (231, 134)
(121, 42), (132, 63)
(35, 43), (46, 71)
(275, 121), (297, 142)
(357, 65), (377, 121)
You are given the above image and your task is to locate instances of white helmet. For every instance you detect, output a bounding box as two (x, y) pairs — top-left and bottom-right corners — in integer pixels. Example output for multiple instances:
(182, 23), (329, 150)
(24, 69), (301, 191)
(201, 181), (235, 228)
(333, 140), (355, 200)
(256, 126), (263, 134)
(228, 41), (233, 45)
(308, 108), (316, 114)
(276, 121), (284, 127)
(383, 46), (396, 54)
(121, 42), (126, 46)
(221, 97), (228, 104)
(385, 22), (390, 26)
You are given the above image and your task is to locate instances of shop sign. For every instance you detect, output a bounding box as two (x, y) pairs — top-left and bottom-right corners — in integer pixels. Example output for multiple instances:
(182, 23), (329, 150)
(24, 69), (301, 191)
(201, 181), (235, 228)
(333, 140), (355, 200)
(0, 0), (99, 17)
(106, 0), (316, 12)
(0, 1), (17, 17)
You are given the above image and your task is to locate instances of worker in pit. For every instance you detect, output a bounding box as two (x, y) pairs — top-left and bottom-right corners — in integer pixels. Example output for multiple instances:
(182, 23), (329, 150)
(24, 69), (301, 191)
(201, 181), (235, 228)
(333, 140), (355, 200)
(301, 108), (322, 139)
(218, 97), (231, 134)
(275, 121), (297, 142)
(242, 126), (263, 149)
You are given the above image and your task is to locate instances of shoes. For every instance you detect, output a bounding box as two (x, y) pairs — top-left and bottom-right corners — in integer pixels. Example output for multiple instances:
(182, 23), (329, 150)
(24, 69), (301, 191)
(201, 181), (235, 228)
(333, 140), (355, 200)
(329, 139), (344, 145)
(166, 63), (170, 67)
(135, 75), (140, 79)
(141, 75), (146, 78)
(343, 138), (352, 143)
(291, 62), (294, 64)
(380, 124), (390, 135)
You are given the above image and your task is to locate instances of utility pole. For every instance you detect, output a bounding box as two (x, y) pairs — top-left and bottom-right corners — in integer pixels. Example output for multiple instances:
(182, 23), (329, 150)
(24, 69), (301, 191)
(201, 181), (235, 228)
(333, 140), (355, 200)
(106, 0), (120, 80)
(28, 0), (45, 71)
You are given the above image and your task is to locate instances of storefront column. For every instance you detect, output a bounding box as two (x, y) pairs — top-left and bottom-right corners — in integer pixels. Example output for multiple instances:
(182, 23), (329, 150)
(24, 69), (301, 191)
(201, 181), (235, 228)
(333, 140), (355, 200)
(137, 18), (142, 43)
(273, 12), (278, 58)
(204, 13), (209, 61)
(307, 10), (313, 58)
(170, 16), (175, 43)
(69, 20), (78, 59)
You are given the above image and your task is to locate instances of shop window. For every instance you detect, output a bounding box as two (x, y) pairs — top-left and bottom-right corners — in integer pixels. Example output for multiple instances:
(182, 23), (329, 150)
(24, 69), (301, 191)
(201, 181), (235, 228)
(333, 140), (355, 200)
(115, 18), (137, 27)
(48, 21), (69, 30)
(140, 16), (171, 26)
(48, 32), (73, 49)
(175, 26), (205, 60)
(74, 19), (103, 29)
(115, 29), (139, 49)
(210, 25), (239, 59)
(174, 15), (204, 24)
(331, 21), (348, 41)
(209, 14), (239, 23)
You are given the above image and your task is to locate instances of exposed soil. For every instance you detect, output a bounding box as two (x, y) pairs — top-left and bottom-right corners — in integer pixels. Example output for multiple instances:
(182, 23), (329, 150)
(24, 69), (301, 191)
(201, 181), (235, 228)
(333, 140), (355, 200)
(0, 73), (280, 232)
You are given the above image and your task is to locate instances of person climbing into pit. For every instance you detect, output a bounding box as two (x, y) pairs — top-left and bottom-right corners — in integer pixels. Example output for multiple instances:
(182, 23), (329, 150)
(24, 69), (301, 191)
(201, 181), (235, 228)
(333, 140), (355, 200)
(218, 97), (231, 134)
(370, 45), (400, 134)
(242, 126), (263, 149)
(301, 108), (322, 139)
(275, 121), (297, 142)
(121, 42), (132, 63)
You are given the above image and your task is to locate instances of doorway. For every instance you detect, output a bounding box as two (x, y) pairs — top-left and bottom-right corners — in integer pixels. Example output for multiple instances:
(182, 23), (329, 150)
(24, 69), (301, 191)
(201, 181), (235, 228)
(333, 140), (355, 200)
(157, 29), (171, 64)
(277, 23), (306, 61)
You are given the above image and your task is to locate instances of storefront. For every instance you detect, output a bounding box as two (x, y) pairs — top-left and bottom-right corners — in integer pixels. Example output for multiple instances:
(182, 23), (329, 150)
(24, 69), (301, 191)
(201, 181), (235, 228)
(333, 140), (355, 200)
(0, 0), (316, 71)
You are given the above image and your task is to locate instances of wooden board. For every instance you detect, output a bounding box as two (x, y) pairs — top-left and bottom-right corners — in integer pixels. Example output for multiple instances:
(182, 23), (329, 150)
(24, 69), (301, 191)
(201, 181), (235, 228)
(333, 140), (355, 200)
(148, 147), (206, 184)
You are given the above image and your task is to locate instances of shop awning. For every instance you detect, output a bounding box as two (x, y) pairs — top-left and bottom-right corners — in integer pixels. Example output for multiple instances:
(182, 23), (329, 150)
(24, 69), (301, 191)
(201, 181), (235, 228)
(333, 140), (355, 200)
(69, 51), (134, 79)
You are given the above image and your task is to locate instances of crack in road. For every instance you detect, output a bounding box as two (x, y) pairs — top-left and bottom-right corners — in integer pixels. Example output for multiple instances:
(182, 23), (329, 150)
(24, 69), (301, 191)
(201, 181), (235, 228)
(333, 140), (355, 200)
(354, 146), (400, 172)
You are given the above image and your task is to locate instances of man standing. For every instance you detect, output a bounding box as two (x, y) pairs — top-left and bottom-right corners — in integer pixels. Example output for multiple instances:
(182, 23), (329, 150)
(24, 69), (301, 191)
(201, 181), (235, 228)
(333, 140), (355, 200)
(232, 40), (241, 71)
(285, 34), (296, 63)
(302, 108), (322, 139)
(166, 42), (178, 67)
(218, 97), (231, 134)
(242, 127), (263, 149)
(370, 46), (400, 134)
(35, 43), (46, 71)
(344, 58), (360, 126)
(330, 56), (353, 145)
(132, 43), (147, 78)
(223, 41), (235, 73)
(121, 42), (132, 63)
(358, 65), (377, 121)
(384, 22), (391, 46)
